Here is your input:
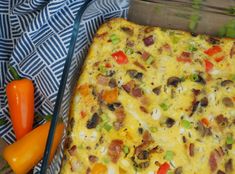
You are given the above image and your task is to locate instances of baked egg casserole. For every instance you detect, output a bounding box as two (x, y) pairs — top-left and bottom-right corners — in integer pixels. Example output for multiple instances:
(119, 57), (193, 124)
(61, 18), (235, 174)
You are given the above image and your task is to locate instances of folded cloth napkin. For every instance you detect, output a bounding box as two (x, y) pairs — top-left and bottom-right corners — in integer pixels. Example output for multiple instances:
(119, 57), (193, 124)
(0, 0), (128, 172)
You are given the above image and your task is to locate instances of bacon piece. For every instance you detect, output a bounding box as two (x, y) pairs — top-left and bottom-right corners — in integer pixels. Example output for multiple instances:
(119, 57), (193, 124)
(209, 151), (217, 172)
(133, 61), (146, 71)
(142, 51), (150, 61)
(108, 140), (123, 163)
(122, 80), (135, 93)
(189, 143), (195, 157)
(115, 107), (126, 122)
(68, 145), (77, 156)
(131, 87), (143, 97)
(97, 74), (109, 85)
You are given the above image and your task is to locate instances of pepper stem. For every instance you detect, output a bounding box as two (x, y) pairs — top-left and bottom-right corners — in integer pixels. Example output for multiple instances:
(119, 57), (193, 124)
(8, 66), (21, 80)
(0, 163), (11, 173)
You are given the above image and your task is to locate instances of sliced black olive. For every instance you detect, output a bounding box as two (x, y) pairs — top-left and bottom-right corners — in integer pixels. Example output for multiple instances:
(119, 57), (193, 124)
(192, 89), (201, 96)
(86, 113), (100, 129)
(182, 136), (187, 143)
(107, 104), (115, 111)
(200, 97), (208, 107)
(174, 167), (183, 174)
(222, 97), (234, 107)
(221, 80), (233, 86)
(191, 32), (198, 37)
(152, 86), (161, 95)
(165, 117), (175, 128)
(195, 75), (206, 85)
(127, 69), (143, 80)
(167, 77), (181, 87)
(225, 158), (233, 173)
(137, 150), (149, 160)
(135, 72), (143, 80)
(143, 35), (154, 47)
(109, 78), (117, 88)
(138, 161), (150, 168)
(107, 102), (121, 111)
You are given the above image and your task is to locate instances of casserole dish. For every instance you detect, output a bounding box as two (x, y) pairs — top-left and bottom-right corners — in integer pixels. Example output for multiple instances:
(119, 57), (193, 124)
(40, 0), (234, 173)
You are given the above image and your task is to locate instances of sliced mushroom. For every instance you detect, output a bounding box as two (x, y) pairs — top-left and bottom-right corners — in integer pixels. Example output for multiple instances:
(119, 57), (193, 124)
(230, 42), (235, 58)
(222, 97), (234, 107)
(137, 150), (149, 160)
(109, 78), (117, 88)
(221, 80), (233, 87)
(86, 113), (100, 129)
(152, 86), (161, 95)
(165, 117), (176, 128)
(225, 158), (233, 173)
(121, 27), (133, 36)
(138, 161), (150, 168)
(88, 155), (98, 163)
(167, 77), (181, 87)
(215, 114), (228, 127)
(200, 97), (208, 107)
(217, 170), (225, 174)
(174, 167), (183, 174)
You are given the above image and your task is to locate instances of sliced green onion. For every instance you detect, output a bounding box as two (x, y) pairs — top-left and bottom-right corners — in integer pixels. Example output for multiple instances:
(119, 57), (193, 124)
(182, 119), (191, 129)
(226, 135), (234, 145)
(164, 150), (174, 161)
(160, 103), (169, 111)
(110, 34), (120, 44)
(99, 65), (107, 75)
(150, 126), (158, 133)
(103, 123), (112, 132)
(102, 158), (110, 164)
(146, 56), (155, 65)
(101, 114), (109, 122)
(188, 45), (198, 52)
(189, 74), (199, 82)
(123, 145), (130, 155)
(125, 47), (134, 55)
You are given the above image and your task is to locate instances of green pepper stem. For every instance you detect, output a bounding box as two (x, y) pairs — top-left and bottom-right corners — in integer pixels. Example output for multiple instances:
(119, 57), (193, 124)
(0, 163), (11, 173)
(8, 66), (21, 80)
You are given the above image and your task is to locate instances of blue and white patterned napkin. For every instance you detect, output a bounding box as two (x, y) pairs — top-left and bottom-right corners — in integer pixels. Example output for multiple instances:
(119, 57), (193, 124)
(0, 0), (129, 172)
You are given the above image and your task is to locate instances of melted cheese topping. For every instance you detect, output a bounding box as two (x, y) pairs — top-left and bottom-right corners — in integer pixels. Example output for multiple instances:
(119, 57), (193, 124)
(61, 18), (235, 174)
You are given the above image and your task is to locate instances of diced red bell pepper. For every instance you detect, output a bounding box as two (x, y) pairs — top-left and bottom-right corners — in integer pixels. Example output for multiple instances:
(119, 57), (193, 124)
(204, 46), (222, 56)
(156, 162), (170, 174)
(105, 63), (112, 68)
(204, 59), (214, 72)
(214, 56), (224, 63)
(111, 51), (128, 64)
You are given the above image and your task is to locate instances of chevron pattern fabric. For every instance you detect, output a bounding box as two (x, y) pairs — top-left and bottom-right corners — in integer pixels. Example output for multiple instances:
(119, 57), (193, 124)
(0, 0), (129, 173)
